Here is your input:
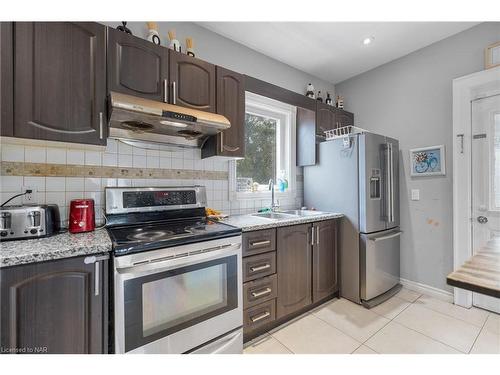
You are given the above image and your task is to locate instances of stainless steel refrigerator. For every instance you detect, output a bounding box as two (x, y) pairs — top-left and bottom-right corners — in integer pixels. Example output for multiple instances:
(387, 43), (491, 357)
(304, 131), (401, 307)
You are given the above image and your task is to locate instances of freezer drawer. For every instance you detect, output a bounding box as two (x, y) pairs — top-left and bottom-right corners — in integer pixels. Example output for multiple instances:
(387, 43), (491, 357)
(360, 229), (401, 301)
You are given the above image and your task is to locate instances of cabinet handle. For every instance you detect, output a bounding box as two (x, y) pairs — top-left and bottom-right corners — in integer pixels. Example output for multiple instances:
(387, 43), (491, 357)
(250, 311), (271, 323)
(172, 81), (177, 104)
(316, 226), (320, 245)
(163, 79), (168, 103)
(250, 240), (271, 247)
(99, 112), (104, 139)
(94, 261), (100, 296)
(311, 226), (315, 246)
(251, 287), (272, 298)
(250, 264), (271, 272)
(84, 254), (109, 296)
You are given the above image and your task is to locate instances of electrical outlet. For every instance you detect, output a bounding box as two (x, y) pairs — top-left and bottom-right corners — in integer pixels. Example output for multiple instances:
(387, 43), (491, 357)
(22, 186), (35, 203)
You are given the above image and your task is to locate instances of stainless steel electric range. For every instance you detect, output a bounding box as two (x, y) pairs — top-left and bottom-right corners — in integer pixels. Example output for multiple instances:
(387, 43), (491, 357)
(105, 186), (243, 354)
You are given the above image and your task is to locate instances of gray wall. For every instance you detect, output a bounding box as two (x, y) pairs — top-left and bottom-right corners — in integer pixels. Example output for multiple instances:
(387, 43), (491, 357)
(103, 22), (335, 96)
(336, 22), (500, 292)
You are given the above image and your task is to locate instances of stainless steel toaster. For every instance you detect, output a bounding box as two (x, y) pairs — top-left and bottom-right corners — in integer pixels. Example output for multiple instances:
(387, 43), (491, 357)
(0, 204), (60, 241)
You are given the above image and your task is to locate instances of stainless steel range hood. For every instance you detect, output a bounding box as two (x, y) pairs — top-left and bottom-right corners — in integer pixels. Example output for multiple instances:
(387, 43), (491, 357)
(108, 92), (230, 148)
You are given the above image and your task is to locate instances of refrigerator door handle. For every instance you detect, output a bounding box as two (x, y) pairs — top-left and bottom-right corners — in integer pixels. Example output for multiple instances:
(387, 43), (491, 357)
(385, 143), (392, 223)
(389, 142), (395, 223)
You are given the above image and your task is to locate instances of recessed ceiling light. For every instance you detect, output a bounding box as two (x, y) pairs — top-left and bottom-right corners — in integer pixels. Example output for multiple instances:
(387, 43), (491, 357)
(362, 37), (374, 45)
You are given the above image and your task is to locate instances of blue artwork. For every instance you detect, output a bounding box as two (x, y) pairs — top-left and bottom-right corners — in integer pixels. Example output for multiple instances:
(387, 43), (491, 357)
(410, 146), (446, 176)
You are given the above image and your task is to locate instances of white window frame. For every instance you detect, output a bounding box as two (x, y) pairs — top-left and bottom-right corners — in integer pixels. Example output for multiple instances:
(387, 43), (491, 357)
(229, 92), (296, 201)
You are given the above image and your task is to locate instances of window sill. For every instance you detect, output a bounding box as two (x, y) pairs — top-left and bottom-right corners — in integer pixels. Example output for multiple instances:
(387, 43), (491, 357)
(232, 190), (295, 201)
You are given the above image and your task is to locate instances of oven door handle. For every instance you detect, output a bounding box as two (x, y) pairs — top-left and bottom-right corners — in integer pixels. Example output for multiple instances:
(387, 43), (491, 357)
(115, 242), (241, 275)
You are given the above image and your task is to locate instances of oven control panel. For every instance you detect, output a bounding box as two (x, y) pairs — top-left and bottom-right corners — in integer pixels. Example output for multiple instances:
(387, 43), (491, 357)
(123, 190), (196, 208)
(105, 186), (207, 215)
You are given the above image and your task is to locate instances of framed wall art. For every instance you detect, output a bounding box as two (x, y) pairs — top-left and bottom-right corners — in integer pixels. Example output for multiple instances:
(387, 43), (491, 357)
(485, 41), (500, 69)
(410, 145), (446, 177)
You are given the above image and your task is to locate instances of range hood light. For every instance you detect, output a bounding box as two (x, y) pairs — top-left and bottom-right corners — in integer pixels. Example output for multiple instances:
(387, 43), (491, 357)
(160, 120), (188, 128)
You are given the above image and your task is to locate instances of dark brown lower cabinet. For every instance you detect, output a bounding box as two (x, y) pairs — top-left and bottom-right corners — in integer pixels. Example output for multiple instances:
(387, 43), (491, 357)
(276, 223), (312, 319)
(0, 255), (108, 354)
(312, 220), (338, 302)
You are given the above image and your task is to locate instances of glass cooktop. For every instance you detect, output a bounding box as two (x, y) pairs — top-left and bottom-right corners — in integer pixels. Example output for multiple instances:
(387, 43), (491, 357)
(107, 218), (241, 256)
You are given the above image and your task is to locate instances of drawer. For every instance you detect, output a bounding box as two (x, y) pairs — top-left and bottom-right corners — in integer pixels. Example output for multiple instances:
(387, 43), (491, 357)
(243, 252), (276, 282)
(242, 229), (276, 257)
(243, 274), (278, 309)
(244, 299), (276, 334)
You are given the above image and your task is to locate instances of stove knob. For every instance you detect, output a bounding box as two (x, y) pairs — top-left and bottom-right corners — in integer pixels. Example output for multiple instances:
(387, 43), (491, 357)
(30, 228), (38, 235)
(0, 231), (8, 237)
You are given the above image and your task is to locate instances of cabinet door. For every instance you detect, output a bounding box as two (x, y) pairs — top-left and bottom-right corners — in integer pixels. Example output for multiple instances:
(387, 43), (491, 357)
(334, 109), (354, 128)
(107, 27), (169, 102)
(1, 22), (13, 136)
(296, 107), (316, 166)
(316, 102), (336, 136)
(14, 22), (106, 145)
(0, 256), (108, 354)
(169, 50), (216, 112)
(216, 67), (246, 157)
(276, 224), (312, 319)
(312, 220), (338, 302)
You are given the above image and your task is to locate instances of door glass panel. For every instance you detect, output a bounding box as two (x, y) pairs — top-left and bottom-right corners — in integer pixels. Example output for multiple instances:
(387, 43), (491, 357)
(493, 114), (500, 209)
(471, 94), (500, 313)
(142, 263), (227, 337)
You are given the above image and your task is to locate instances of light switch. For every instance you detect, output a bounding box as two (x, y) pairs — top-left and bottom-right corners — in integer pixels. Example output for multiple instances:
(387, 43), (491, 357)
(411, 189), (420, 201)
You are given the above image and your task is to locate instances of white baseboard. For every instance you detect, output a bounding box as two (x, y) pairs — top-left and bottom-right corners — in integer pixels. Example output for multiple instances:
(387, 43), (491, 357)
(400, 278), (453, 303)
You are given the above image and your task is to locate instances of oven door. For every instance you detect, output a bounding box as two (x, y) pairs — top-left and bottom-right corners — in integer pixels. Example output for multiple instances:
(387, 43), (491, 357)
(114, 237), (242, 354)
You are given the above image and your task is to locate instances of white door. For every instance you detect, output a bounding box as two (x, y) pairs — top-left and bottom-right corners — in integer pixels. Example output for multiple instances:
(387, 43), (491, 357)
(471, 94), (500, 313)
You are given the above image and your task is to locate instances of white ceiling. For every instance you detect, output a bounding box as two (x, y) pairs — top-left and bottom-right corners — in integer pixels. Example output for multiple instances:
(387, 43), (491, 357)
(197, 22), (479, 84)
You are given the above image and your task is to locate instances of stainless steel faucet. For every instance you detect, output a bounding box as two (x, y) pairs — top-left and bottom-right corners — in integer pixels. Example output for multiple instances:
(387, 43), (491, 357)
(268, 179), (280, 211)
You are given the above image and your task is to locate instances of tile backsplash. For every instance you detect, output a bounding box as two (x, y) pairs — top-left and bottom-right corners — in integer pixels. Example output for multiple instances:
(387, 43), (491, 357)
(1, 139), (303, 227)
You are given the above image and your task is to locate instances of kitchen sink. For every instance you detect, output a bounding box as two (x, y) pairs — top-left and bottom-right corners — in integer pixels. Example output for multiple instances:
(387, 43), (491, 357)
(281, 210), (325, 216)
(251, 212), (298, 220)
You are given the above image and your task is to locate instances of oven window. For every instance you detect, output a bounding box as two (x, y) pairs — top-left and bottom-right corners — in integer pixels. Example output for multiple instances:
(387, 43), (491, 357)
(123, 255), (238, 352)
(142, 263), (227, 337)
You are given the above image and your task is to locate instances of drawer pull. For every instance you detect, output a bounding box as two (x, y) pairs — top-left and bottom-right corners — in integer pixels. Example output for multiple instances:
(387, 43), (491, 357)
(250, 311), (271, 323)
(251, 287), (272, 298)
(250, 240), (271, 247)
(250, 264), (271, 272)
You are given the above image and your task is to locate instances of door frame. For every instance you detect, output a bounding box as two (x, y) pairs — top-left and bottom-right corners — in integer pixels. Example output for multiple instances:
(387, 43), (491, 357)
(452, 66), (500, 308)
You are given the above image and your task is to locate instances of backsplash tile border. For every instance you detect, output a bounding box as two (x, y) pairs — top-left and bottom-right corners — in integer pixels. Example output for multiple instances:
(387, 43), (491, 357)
(1, 161), (228, 180)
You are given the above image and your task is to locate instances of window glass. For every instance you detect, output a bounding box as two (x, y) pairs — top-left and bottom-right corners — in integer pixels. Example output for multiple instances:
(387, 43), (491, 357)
(236, 113), (277, 192)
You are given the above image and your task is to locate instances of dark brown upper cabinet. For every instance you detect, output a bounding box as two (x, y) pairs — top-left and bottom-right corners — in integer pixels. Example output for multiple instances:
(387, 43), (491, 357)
(276, 223), (312, 319)
(316, 102), (336, 136)
(296, 107), (316, 166)
(169, 50), (216, 113)
(312, 220), (338, 303)
(0, 22), (13, 136)
(107, 27), (169, 102)
(202, 66), (245, 159)
(0, 255), (108, 354)
(334, 108), (354, 128)
(14, 22), (107, 145)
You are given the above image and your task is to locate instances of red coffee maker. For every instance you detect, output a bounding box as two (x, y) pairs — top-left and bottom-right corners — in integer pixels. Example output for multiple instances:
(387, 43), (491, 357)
(69, 199), (95, 233)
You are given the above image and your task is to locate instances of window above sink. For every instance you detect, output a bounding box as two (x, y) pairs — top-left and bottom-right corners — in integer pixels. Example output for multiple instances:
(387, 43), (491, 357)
(229, 92), (297, 201)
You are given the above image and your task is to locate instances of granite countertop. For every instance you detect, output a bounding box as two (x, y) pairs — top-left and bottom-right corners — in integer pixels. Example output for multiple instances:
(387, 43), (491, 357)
(0, 229), (112, 268)
(221, 211), (343, 232)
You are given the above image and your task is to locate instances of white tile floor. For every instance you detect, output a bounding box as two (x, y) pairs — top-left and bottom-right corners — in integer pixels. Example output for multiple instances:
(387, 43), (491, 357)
(243, 288), (500, 354)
